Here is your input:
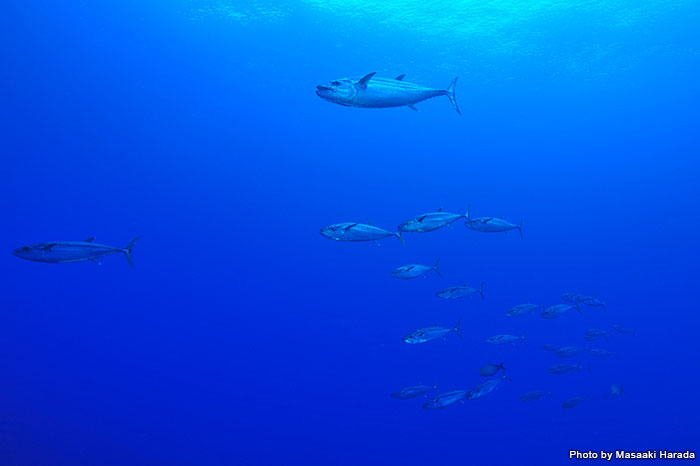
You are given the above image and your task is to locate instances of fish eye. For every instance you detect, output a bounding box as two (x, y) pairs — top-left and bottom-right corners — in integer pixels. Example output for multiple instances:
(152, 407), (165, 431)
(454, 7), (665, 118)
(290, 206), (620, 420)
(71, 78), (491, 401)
(331, 81), (341, 86)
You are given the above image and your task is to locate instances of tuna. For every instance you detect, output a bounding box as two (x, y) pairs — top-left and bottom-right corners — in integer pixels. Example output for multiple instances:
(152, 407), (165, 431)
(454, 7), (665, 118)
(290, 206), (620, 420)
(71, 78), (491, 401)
(562, 293), (606, 311)
(541, 304), (581, 319)
(13, 237), (139, 267)
(464, 206), (523, 239)
(541, 344), (561, 352)
(547, 364), (591, 375)
(316, 72), (461, 114)
(391, 385), (438, 400)
(584, 328), (609, 341)
(613, 325), (636, 335)
(320, 222), (404, 245)
(555, 346), (587, 358)
(465, 376), (507, 400)
(479, 362), (506, 377)
(398, 208), (468, 233)
(392, 258), (441, 279)
(423, 390), (468, 409)
(562, 397), (584, 409)
(403, 319), (462, 344)
(487, 334), (526, 345)
(435, 282), (484, 300)
(588, 348), (615, 357)
(519, 390), (551, 402)
(506, 303), (540, 317)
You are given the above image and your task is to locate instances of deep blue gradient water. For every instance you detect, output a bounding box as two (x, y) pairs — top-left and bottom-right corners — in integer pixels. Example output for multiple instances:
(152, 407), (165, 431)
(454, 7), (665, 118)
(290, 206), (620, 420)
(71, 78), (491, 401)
(3, 1), (699, 464)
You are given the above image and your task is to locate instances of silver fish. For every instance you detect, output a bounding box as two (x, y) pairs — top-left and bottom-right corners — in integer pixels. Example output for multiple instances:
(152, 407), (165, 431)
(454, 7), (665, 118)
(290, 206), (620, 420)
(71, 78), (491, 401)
(541, 344), (560, 352)
(584, 328), (609, 341)
(506, 303), (540, 317)
(541, 304), (581, 319)
(398, 208), (467, 233)
(487, 334), (525, 345)
(316, 72), (460, 114)
(423, 390), (468, 409)
(13, 237), (139, 267)
(403, 320), (462, 344)
(465, 376), (507, 400)
(562, 293), (606, 311)
(547, 364), (591, 375)
(519, 390), (551, 402)
(320, 222), (404, 245)
(464, 206), (523, 239)
(562, 397), (584, 409)
(613, 325), (636, 335)
(391, 385), (438, 400)
(479, 362), (506, 377)
(555, 346), (586, 358)
(435, 282), (484, 300)
(393, 258), (441, 279)
(588, 348), (615, 357)
(561, 292), (585, 303)
(580, 295), (607, 311)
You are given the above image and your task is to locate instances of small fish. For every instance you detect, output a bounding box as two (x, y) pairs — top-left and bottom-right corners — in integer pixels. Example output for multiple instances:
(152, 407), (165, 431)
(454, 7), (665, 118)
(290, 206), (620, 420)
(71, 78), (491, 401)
(487, 334), (526, 345)
(423, 390), (468, 409)
(613, 325), (636, 335)
(392, 258), (441, 279)
(579, 295), (607, 311)
(541, 344), (560, 352)
(465, 376), (507, 400)
(435, 282), (484, 300)
(391, 385), (438, 400)
(541, 304), (581, 319)
(588, 348), (615, 357)
(13, 237), (140, 267)
(320, 222), (404, 245)
(403, 319), (462, 344)
(506, 303), (540, 317)
(479, 362), (506, 377)
(610, 384), (624, 397)
(548, 364), (591, 375)
(584, 328), (609, 341)
(519, 390), (551, 402)
(555, 346), (587, 358)
(562, 397), (584, 409)
(398, 208), (468, 233)
(316, 72), (461, 114)
(464, 206), (523, 239)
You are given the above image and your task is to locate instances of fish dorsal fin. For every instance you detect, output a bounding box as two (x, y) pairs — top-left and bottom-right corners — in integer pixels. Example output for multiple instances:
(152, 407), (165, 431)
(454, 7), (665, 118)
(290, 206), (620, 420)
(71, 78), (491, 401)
(41, 243), (57, 251)
(357, 72), (376, 89)
(438, 207), (443, 212)
(344, 223), (359, 230)
(84, 237), (95, 242)
(395, 74), (406, 80)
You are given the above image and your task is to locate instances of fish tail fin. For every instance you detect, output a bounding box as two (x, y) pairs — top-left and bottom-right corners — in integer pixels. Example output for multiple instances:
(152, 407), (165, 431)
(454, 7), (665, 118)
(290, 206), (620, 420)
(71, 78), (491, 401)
(465, 204), (471, 220)
(479, 281), (485, 300)
(518, 218), (524, 239)
(499, 362), (506, 372)
(575, 302), (583, 314)
(123, 236), (140, 268)
(433, 257), (442, 277)
(395, 231), (405, 247)
(453, 318), (462, 339)
(445, 77), (461, 115)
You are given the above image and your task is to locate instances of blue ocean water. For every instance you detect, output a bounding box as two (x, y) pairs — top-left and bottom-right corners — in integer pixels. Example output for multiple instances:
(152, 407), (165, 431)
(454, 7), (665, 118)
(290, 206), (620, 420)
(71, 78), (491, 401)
(3, 0), (699, 464)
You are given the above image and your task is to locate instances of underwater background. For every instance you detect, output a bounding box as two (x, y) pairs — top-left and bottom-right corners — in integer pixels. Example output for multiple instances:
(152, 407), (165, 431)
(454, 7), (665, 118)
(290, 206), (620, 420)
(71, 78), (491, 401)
(3, 0), (699, 464)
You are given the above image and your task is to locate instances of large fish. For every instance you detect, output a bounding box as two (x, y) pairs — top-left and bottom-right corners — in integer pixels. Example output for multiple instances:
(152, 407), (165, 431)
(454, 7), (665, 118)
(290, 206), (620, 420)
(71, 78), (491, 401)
(390, 384), (438, 400)
(320, 223), (404, 245)
(464, 206), (523, 239)
(316, 72), (460, 114)
(435, 282), (484, 300)
(465, 376), (507, 400)
(398, 208), (468, 233)
(555, 346), (586, 358)
(506, 303), (540, 317)
(423, 390), (468, 409)
(541, 304), (581, 319)
(13, 237), (139, 267)
(392, 258), (441, 279)
(403, 319), (462, 344)
(479, 362), (506, 377)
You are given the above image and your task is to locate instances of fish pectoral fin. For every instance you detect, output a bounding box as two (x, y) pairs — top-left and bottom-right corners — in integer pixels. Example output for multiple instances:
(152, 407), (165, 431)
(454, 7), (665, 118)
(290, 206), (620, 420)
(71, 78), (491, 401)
(84, 237), (95, 242)
(89, 258), (102, 265)
(41, 243), (57, 251)
(344, 223), (359, 230)
(357, 72), (376, 89)
(408, 104), (419, 112)
(395, 74), (406, 80)
(374, 240), (381, 246)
